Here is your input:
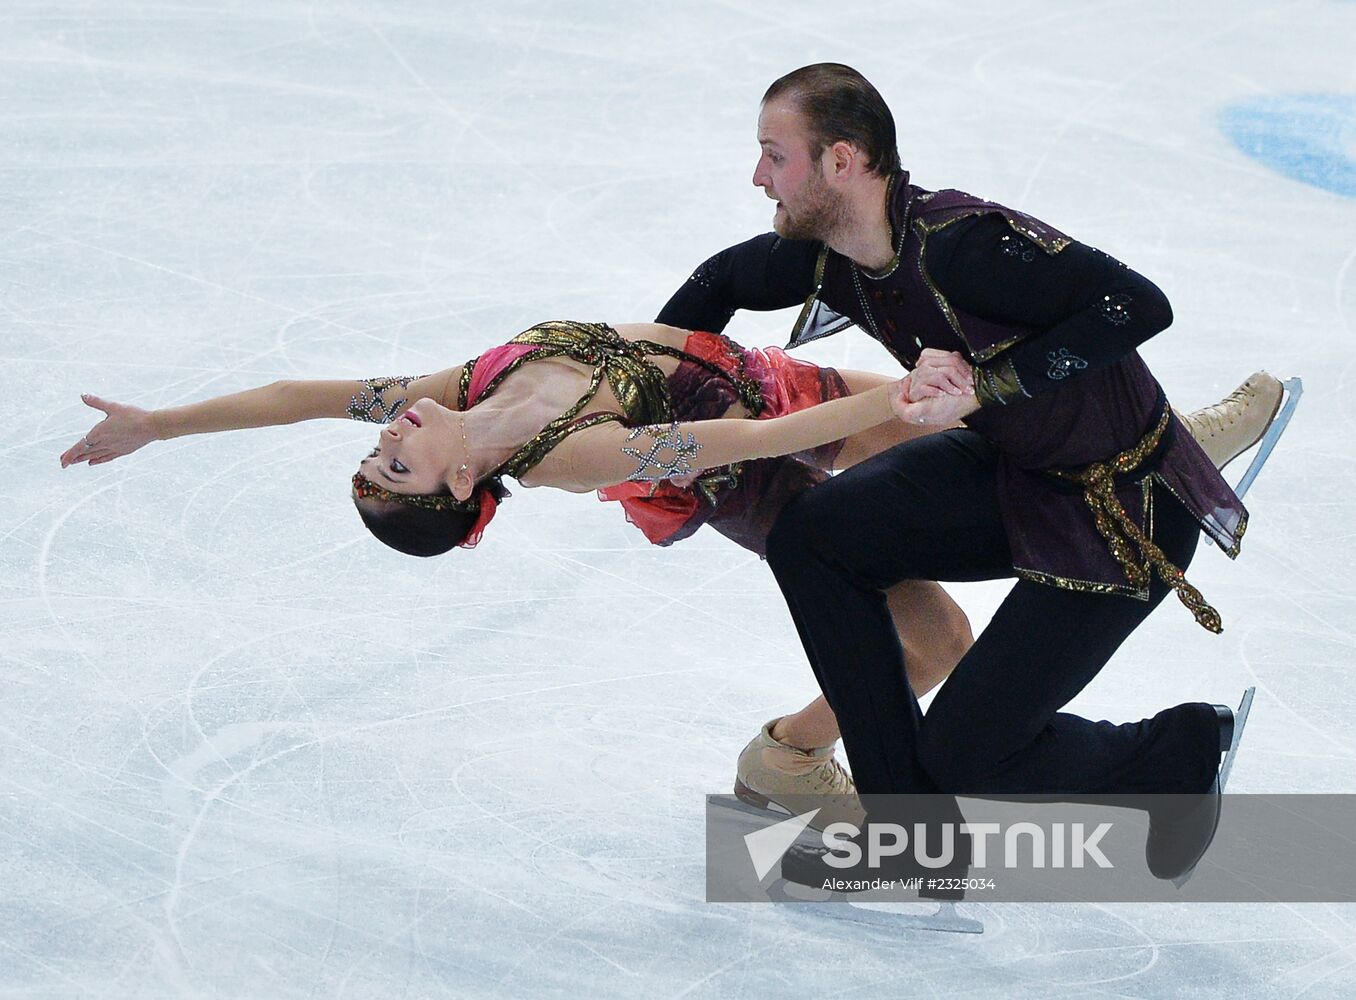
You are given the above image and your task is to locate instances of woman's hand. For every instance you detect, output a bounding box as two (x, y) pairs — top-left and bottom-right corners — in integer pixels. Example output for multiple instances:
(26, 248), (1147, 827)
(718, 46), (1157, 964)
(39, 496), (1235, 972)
(60, 394), (160, 468)
(890, 368), (979, 428)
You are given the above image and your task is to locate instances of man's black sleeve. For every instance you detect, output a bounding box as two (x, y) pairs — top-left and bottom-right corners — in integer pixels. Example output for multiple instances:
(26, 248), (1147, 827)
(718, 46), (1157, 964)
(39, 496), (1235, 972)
(925, 213), (1173, 407)
(655, 233), (821, 332)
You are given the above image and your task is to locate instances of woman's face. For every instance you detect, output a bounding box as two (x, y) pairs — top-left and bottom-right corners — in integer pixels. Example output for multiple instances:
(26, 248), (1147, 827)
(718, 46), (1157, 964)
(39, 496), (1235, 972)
(357, 397), (465, 496)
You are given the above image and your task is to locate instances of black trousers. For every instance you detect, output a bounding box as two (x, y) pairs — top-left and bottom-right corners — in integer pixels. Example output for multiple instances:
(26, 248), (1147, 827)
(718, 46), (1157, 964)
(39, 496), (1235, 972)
(765, 428), (1221, 798)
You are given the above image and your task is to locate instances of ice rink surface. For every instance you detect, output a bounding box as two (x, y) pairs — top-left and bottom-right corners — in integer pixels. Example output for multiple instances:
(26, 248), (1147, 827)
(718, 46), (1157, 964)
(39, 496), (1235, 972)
(6, 1), (1356, 996)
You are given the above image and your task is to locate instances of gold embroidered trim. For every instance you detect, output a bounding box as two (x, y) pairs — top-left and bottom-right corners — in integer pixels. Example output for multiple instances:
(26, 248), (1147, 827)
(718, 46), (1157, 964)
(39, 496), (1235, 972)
(1049, 407), (1223, 633)
(915, 212), (1029, 363)
(1014, 567), (1149, 598)
(974, 357), (1026, 407)
(351, 472), (478, 512)
(1013, 478), (1153, 597)
(1004, 217), (1072, 255)
(1226, 510), (1247, 559)
(467, 321), (764, 483)
(457, 360), (475, 411)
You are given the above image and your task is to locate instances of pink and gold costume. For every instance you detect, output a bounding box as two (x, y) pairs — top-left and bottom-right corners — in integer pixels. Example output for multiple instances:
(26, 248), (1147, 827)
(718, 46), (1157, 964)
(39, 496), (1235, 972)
(455, 323), (850, 557)
(597, 330), (849, 555)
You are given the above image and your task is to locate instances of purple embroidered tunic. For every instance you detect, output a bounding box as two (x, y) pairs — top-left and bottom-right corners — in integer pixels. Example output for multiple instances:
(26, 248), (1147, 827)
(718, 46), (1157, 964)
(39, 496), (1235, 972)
(787, 174), (1247, 595)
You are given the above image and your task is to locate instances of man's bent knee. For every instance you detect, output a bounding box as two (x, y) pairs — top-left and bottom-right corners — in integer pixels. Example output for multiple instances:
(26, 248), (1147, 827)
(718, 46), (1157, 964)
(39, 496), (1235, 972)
(771, 466), (868, 534)
(915, 730), (1000, 793)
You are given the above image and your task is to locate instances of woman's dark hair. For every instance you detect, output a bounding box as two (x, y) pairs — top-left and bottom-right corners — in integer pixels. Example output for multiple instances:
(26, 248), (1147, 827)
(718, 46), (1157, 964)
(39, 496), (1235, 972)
(762, 63), (901, 177)
(353, 479), (510, 557)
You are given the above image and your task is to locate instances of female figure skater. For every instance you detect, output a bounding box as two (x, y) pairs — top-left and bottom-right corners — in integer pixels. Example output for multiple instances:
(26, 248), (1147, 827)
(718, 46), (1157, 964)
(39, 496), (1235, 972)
(59, 318), (1272, 828)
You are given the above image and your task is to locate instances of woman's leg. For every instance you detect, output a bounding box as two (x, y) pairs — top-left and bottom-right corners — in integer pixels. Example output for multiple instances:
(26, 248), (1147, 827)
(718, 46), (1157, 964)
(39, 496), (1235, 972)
(771, 580), (973, 749)
(734, 372), (976, 826)
(769, 369), (974, 753)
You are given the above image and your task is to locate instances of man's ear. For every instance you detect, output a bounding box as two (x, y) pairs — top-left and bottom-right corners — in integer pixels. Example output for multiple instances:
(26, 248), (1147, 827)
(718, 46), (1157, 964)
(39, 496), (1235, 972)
(827, 140), (860, 179)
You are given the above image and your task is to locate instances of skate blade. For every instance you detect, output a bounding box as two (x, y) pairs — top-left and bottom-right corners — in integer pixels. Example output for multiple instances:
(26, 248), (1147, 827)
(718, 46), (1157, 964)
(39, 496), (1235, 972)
(1233, 377), (1302, 500)
(714, 791), (796, 823)
(765, 878), (984, 933)
(720, 784), (862, 833)
(794, 899), (984, 935)
(1219, 685), (1256, 792)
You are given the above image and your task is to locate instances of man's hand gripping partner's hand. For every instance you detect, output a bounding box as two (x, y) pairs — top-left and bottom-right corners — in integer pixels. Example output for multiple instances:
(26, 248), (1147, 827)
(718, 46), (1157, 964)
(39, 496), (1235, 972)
(892, 349), (981, 426)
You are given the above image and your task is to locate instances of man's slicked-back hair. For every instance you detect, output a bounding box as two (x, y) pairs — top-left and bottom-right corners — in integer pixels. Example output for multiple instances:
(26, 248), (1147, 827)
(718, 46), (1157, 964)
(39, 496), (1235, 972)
(762, 64), (901, 177)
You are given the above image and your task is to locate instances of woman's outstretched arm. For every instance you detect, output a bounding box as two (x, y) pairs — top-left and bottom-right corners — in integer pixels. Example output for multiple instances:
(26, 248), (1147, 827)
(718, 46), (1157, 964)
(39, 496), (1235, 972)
(60, 367), (462, 468)
(537, 378), (909, 494)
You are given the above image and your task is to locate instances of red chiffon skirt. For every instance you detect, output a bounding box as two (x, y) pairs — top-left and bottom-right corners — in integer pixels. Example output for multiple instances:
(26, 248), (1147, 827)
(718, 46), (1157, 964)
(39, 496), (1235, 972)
(596, 331), (850, 556)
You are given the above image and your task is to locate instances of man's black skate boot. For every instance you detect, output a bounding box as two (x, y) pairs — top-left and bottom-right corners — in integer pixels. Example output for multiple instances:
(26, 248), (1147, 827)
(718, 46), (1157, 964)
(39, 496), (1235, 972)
(1145, 690), (1252, 885)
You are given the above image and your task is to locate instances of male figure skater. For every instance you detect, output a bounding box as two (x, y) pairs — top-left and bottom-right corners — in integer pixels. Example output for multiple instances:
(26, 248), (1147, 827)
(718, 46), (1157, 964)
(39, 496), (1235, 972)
(657, 64), (1278, 883)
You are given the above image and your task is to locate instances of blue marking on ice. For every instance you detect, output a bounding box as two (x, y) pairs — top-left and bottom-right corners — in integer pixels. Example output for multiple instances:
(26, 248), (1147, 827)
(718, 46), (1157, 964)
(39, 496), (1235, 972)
(1219, 93), (1356, 198)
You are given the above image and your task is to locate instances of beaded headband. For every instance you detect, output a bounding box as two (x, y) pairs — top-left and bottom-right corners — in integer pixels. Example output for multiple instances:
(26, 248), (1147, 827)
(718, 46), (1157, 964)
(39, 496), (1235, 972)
(351, 472), (480, 512)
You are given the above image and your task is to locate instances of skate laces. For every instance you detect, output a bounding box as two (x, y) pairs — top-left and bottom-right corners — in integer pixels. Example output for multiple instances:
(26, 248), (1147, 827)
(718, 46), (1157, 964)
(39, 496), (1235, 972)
(1189, 375), (1276, 438)
(807, 754), (854, 797)
(1195, 383), (1252, 435)
(759, 744), (856, 797)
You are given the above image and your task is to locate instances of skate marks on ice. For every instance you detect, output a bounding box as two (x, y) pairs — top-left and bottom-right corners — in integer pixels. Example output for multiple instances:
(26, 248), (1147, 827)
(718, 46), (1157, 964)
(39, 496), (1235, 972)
(10, 0), (1356, 995)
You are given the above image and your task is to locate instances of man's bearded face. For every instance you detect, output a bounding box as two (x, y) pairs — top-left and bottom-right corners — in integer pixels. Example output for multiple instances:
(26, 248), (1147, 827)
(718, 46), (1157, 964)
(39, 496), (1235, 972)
(753, 99), (850, 242)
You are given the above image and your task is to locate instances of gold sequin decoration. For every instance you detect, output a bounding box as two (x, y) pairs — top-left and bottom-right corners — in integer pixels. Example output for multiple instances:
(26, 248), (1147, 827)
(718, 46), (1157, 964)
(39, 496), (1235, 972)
(463, 321), (765, 483)
(351, 472), (479, 512)
(1004, 217), (1071, 254)
(974, 357), (1026, 407)
(1049, 407), (1224, 633)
